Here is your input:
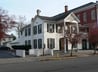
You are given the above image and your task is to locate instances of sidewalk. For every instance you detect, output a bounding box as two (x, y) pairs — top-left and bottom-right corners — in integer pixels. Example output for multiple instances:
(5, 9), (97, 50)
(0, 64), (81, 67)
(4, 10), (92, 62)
(38, 50), (97, 61)
(0, 50), (97, 64)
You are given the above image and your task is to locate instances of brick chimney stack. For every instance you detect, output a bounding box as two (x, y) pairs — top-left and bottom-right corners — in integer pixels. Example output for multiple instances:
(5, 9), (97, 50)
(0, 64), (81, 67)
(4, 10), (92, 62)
(65, 5), (68, 12)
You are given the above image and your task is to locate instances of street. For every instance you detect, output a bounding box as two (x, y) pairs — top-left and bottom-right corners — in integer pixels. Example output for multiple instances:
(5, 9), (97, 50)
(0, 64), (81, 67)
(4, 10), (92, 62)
(0, 55), (98, 72)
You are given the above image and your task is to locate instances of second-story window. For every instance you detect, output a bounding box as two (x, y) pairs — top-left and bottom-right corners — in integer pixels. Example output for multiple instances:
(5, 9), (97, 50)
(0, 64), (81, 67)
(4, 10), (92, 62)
(25, 28), (27, 36)
(91, 10), (96, 20)
(20, 30), (23, 35)
(28, 27), (31, 36)
(33, 26), (37, 35)
(77, 14), (80, 20)
(56, 25), (62, 33)
(47, 24), (54, 33)
(83, 12), (87, 22)
(38, 24), (42, 34)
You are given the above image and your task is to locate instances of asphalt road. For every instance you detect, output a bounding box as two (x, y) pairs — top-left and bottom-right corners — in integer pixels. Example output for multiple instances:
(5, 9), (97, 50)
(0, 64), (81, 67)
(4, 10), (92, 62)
(0, 55), (98, 72)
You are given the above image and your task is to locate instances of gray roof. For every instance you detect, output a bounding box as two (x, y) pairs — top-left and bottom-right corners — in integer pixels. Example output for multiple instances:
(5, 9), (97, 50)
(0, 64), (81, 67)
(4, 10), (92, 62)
(37, 2), (95, 21)
(38, 11), (71, 21)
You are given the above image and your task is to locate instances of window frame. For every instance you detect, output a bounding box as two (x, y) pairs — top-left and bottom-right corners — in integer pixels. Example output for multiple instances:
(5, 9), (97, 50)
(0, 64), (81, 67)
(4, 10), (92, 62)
(47, 24), (54, 33)
(33, 39), (37, 49)
(38, 24), (42, 34)
(47, 38), (55, 49)
(33, 26), (37, 35)
(91, 10), (96, 20)
(28, 27), (31, 36)
(83, 12), (87, 22)
(38, 39), (42, 49)
(25, 28), (27, 36)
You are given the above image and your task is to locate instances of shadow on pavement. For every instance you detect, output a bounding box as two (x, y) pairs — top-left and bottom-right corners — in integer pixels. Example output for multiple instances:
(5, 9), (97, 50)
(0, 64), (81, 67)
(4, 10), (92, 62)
(0, 51), (17, 59)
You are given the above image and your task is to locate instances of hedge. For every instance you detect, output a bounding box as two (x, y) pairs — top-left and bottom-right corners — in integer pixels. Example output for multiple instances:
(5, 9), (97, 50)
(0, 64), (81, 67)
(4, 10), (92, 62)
(12, 45), (31, 50)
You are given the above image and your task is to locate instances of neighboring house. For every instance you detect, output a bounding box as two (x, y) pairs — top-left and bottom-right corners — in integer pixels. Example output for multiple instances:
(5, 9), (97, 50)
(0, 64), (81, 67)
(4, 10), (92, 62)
(11, 1), (98, 56)
(70, 2), (97, 50)
(11, 24), (31, 46)
(1, 34), (16, 47)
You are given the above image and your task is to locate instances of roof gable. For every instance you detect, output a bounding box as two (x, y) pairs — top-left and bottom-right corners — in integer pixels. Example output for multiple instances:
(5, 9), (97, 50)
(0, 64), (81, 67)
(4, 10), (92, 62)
(64, 12), (80, 23)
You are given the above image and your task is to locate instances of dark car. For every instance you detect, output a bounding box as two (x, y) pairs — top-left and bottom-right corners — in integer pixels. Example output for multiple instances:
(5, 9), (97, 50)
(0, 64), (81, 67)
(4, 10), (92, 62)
(0, 46), (11, 50)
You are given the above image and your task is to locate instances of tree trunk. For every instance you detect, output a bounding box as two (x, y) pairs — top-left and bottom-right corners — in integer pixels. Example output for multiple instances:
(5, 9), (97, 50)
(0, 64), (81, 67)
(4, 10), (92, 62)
(70, 44), (74, 56)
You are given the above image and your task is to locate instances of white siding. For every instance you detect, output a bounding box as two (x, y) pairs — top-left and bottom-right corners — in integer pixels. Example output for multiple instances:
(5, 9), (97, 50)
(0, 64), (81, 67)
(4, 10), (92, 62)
(32, 17), (44, 49)
(44, 22), (63, 50)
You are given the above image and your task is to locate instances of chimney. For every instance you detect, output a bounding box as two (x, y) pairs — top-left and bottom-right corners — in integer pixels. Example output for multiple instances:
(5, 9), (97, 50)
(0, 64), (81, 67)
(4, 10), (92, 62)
(65, 5), (68, 12)
(36, 9), (41, 16)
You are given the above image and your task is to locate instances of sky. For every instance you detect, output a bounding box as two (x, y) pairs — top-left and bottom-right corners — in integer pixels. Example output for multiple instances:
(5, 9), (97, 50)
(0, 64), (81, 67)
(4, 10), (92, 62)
(0, 0), (97, 36)
(0, 0), (97, 22)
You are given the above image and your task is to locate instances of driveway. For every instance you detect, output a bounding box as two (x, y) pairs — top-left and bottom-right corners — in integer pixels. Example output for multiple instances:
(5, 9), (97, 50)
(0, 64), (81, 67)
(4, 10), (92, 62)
(0, 51), (15, 58)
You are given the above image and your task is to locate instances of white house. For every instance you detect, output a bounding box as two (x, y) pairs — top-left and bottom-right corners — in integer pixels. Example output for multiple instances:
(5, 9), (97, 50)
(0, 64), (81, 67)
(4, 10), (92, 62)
(30, 10), (81, 56)
(11, 9), (81, 56)
(11, 24), (31, 46)
(1, 34), (16, 47)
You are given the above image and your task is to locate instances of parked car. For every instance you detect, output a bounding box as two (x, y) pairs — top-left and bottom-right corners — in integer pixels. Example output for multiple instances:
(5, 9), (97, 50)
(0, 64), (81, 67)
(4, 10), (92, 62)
(0, 46), (11, 50)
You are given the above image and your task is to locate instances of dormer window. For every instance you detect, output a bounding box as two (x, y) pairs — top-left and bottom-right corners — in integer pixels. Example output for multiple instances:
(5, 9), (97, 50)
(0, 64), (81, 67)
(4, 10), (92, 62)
(47, 24), (54, 33)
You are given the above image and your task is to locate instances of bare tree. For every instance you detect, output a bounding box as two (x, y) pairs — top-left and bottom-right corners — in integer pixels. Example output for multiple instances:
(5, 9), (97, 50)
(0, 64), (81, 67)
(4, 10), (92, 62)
(0, 8), (16, 44)
(14, 16), (26, 38)
(68, 33), (81, 56)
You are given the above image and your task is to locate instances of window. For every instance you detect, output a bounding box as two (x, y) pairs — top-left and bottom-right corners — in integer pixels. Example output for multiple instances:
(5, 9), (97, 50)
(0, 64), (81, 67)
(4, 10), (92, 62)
(47, 38), (55, 49)
(83, 12), (87, 22)
(28, 28), (31, 36)
(56, 25), (62, 33)
(25, 40), (27, 45)
(71, 26), (77, 34)
(33, 26), (37, 35)
(91, 10), (96, 20)
(20, 31), (23, 35)
(38, 39), (42, 49)
(38, 24), (42, 34)
(28, 40), (31, 45)
(77, 14), (80, 20)
(33, 39), (37, 49)
(73, 43), (77, 48)
(25, 29), (27, 36)
(47, 24), (54, 33)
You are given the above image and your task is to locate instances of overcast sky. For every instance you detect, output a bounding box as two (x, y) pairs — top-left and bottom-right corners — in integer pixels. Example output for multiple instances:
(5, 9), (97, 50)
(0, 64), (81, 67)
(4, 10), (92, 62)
(0, 0), (97, 22)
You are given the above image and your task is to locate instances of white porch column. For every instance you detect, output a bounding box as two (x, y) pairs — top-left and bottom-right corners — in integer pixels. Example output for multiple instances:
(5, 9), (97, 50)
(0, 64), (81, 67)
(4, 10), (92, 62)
(64, 21), (67, 53)
(64, 38), (67, 53)
(87, 40), (89, 49)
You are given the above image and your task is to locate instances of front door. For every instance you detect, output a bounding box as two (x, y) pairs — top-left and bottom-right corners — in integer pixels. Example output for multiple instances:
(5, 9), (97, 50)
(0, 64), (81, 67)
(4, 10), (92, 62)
(59, 38), (68, 51)
(59, 38), (64, 51)
(82, 39), (87, 50)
